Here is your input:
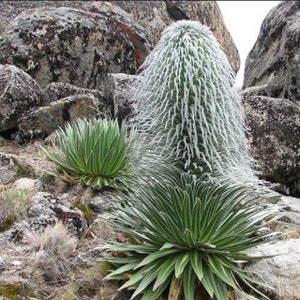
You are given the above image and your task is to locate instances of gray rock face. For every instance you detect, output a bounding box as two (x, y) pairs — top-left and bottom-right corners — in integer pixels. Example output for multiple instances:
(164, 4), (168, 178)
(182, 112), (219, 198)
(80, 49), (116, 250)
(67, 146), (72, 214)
(113, 0), (240, 73)
(18, 94), (101, 140)
(246, 239), (300, 299)
(243, 94), (300, 195)
(104, 73), (137, 122)
(0, 1), (240, 74)
(0, 152), (18, 184)
(0, 64), (43, 132)
(243, 1), (300, 102)
(0, 7), (139, 89)
(43, 81), (108, 106)
(28, 192), (88, 237)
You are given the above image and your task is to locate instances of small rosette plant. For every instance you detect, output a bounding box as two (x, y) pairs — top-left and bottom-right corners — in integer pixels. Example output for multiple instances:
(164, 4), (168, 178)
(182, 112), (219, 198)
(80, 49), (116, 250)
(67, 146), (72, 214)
(103, 171), (278, 300)
(43, 118), (134, 190)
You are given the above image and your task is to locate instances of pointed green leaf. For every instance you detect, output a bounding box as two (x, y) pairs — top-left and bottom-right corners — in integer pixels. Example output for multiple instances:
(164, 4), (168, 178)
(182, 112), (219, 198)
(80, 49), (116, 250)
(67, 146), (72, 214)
(183, 264), (195, 300)
(174, 253), (190, 278)
(190, 251), (203, 281)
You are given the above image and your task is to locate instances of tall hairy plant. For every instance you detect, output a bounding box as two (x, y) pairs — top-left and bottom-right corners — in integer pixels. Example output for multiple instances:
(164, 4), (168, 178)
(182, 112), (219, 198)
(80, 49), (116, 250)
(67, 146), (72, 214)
(131, 20), (258, 185)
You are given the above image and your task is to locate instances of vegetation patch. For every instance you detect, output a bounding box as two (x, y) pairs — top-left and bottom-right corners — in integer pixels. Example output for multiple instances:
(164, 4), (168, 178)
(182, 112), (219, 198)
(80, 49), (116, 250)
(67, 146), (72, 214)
(0, 283), (35, 299)
(43, 118), (135, 191)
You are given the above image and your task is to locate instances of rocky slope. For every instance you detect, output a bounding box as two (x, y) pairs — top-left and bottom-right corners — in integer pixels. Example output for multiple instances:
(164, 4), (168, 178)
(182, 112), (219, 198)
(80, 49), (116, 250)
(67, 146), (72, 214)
(0, 1), (299, 299)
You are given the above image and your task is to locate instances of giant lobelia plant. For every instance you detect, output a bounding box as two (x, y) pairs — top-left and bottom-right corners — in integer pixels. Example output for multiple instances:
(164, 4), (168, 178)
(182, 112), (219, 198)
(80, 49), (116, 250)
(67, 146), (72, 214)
(103, 170), (278, 300)
(102, 21), (280, 299)
(131, 20), (259, 185)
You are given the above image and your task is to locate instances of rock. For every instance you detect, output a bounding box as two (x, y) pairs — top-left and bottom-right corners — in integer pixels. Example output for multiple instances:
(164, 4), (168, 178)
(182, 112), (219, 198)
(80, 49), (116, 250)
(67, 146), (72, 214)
(243, 1), (300, 102)
(18, 94), (102, 140)
(42, 82), (108, 106)
(243, 95), (300, 195)
(0, 17), (5, 34)
(103, 73), (136, 122)
(246, 239), (300, 299)
(0, 152), (18, 184)
(0, 64), (43, 133)
(0, 1), (92, 24)
(83, 2), (150, 69)
(43, 74), (136, 123)
(28, 192), (88, 237)
(0, 1), (239, 74)
(112, 0), (240, 72)
(276, 194), (300, 226)
(0, 7), (139, 89)
(12, 178), (42, 193)
(88, 191), (117, 212)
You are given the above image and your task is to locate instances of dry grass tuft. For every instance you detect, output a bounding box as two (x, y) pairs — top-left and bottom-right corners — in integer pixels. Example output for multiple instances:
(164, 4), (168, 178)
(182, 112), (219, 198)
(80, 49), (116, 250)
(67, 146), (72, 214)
(0, 188), (32, 231)
(27, 222), (78, 285)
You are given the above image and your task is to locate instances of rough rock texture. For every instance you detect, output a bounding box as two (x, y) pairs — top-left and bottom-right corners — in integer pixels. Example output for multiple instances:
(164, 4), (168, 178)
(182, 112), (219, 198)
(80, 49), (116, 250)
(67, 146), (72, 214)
(0, 17), (5, 34)
(246, 239), (300, 299)
(12, 177), (42, 193)
(243, 94), (300, 195)
(243, 1), (300, 102)
(28, 192), (88, 237)
(43, 81), (107, 106)
(279, 195), (300, 225)
(0, 152), (18, 184)
(18, 94), (101, 140)
(0, 7), (139, 89)
(0, 64), (43, 132)
(103, 73), (137, 122)
(43, 74), (136, 122)
(84, 1), (150, 69)
(113, 0), (240, 72)
(0, 1), (240, 74)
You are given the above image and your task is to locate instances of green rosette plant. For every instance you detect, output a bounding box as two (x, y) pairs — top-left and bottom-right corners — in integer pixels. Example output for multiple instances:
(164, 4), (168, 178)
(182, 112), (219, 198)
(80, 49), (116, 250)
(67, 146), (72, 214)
(43, 118), (134, 190)
(131, 20), (258, 185)
(103, 171), (278, 300)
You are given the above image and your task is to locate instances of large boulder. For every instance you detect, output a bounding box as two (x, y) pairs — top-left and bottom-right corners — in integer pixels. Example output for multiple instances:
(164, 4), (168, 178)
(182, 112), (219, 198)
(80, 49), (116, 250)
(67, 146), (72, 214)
(0, 1), (240, 74)
(0, 64), (43, 132)
(243, 94), (300, 196)
(243, 1), (300, 102)
(0, 7), (143, 89)
(113, 0), (240, 73)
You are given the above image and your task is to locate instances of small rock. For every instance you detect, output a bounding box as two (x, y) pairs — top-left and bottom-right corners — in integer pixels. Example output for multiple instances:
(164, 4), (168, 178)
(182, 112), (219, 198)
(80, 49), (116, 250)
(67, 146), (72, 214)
(0, 256), (6, 271)
(12, 178), (41, 193)
(28, 192), (88, 237)
(0, 152), (18, 184)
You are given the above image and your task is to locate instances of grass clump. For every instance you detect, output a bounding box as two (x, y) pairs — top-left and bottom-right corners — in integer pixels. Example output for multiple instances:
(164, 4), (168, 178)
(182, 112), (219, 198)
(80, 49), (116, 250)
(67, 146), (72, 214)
(27, 222), (77, 285)
(0, 283), (35, 299)
(0, 188), (32, 232)
(43, 118), (134, 191)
